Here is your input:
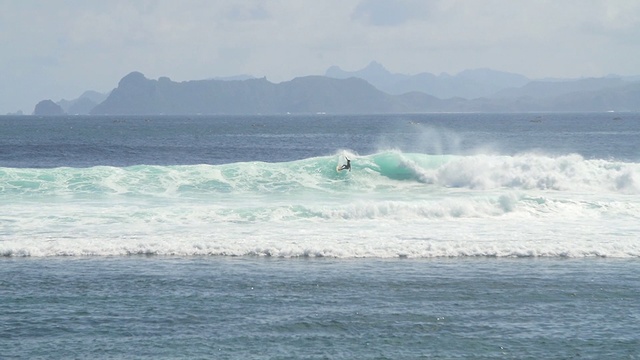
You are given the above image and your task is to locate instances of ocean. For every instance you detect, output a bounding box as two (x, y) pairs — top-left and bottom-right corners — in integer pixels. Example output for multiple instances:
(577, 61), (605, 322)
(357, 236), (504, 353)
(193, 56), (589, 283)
(1, 113), (639, 358)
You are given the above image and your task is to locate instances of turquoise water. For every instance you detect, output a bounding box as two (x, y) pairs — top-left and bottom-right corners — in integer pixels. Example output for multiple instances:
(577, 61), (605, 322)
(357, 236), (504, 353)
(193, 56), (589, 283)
(1, 113), (640, 358)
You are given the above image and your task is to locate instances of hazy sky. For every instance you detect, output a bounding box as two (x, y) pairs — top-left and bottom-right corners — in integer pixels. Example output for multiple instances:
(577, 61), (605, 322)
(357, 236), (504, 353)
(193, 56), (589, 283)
(2, 0), (639, 114)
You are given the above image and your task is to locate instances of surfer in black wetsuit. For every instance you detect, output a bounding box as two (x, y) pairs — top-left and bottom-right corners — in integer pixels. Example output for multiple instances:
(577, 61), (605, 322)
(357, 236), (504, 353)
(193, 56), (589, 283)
(338, 158), (351, 172)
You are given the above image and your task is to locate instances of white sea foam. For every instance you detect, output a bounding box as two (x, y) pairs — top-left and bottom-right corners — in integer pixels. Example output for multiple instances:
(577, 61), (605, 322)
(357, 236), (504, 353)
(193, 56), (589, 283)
(2, 215), (639, 258)
(2, 151), (639, 258)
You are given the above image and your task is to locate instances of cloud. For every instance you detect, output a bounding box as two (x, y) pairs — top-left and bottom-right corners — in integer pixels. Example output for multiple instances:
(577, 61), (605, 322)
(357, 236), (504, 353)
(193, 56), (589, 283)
(228, 3), (270, 21)
(351, 0), (414, 26)
(1, 0), (639, 114)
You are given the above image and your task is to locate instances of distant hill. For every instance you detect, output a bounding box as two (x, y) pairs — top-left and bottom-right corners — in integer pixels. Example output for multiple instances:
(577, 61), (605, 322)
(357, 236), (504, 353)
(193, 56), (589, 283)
(90, 72), (433, 115)
(543, 81), (640, 112)
(325, 61), (530, 99)
(57, 90), (109, 115)
(492, 77), (628, 99)
(33, 100), (65, 115)
(31, 65), (640, 116)
(86, 71), (640, 115)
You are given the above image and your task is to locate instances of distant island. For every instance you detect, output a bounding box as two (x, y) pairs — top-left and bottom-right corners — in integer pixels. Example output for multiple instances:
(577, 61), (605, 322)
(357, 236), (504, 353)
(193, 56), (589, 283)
(33, 100), (65, 116)
(89, 71), (416, 115)
(32, 62), (640, 115)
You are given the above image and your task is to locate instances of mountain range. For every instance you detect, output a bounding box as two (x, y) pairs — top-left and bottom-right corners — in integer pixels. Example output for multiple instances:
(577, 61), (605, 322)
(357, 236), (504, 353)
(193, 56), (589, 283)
(32, 62), (640, 115)
(325, 61), (530, 99)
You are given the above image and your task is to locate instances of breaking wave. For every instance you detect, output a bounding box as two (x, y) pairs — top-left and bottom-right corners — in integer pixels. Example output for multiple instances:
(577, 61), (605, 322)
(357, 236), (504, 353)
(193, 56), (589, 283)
(1, 151), (639, 258)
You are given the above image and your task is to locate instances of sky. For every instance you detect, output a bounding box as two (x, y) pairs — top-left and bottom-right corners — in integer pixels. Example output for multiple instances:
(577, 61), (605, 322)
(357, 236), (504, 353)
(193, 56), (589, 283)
(1, 0), (640, 114)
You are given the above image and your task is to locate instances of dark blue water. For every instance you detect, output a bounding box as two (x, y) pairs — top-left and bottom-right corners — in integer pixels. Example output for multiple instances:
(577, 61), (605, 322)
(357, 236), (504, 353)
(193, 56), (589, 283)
(2, 113), (638, 168)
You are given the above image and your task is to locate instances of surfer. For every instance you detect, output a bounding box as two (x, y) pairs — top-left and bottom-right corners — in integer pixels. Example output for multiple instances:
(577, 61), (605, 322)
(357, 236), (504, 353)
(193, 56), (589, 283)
(338, 158), (351, 172)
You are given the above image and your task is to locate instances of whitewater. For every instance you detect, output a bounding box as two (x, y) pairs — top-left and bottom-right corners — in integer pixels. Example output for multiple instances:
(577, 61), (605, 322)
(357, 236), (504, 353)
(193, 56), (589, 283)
(2, 149), (639, 258)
